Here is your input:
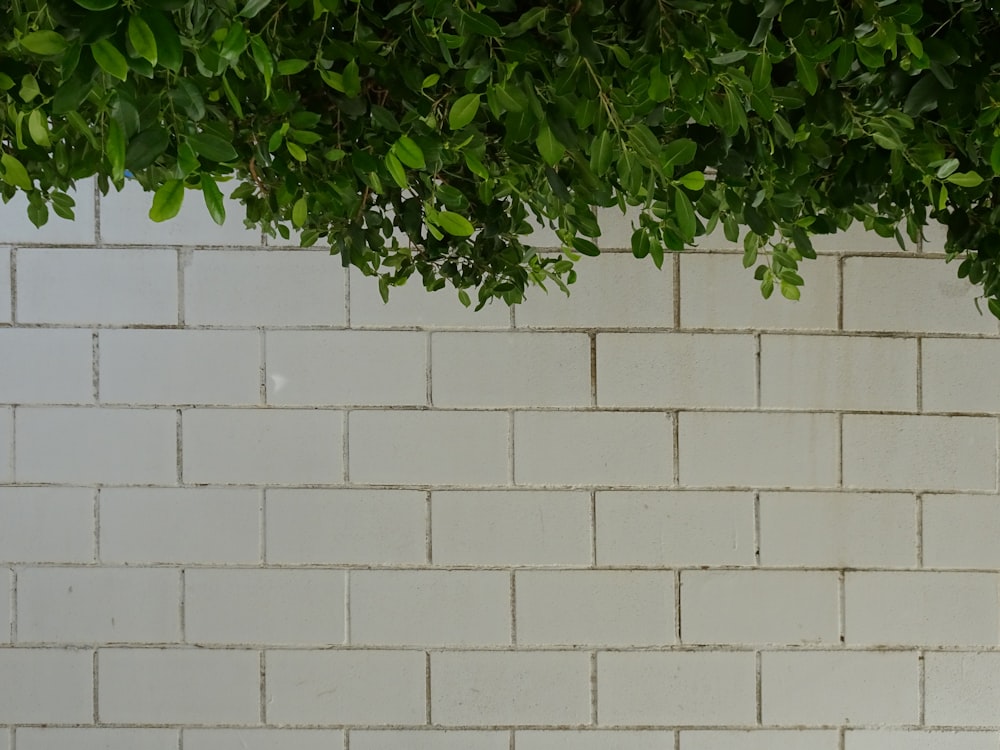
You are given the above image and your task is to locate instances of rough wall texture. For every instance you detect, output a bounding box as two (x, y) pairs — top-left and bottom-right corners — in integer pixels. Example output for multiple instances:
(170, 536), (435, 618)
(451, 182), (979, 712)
(1, 182), (999, 749)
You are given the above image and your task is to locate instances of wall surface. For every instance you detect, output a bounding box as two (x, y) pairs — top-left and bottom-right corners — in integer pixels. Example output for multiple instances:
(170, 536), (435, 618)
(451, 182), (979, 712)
(1, 182), (1000, 749)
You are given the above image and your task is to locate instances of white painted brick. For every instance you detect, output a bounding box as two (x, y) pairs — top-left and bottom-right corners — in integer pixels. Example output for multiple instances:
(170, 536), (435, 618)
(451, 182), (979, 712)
(810, 222), (914, 253)
(0, 329), (93, 404)
(924, 495), (1000, 568)
(681, 730), (839, 750)
(266, 650), (426, 724)
(682, 570), (839, 645)
(100, 487), (259, 564)
(350, 570), (509, 646)
(518, 730), (675, 750)
(266, 489), (425, 564)
(16, 407), (176, 484)
(184, 730), (343, 750)
(432, 332), (591, 407)
(185, 250), (346, 326)
(267, 331), (426, 406)
(515, 254), (674, 329)
(759, 492), (917, 567)
(17, 248), (177, 324)
(431, 651), (591, 725)
(761, 651), (919, 725)
(845, 572), (999, 646)
(598, 333), (758, 409)
(596, 491), (755, 566)
(351, 730), (508, 750)
(0, 648), (93, 723)
(920, 221), (950, 254)
(842, 415), (997, 491)
(349, 410), (507, 485)
(598, 652), (756, 726)
(98, 648), (259, 724)
(0, 179), (96, 245)
(845, 730), (998, 750)
(925, 653), (1000, 726)
(679, 412), (839, 488)
(516, 571), (674, 646)
(99, 180), (262, 246)
(844, 257), (996, 334)
(760, 334), (917, 410)
(0, 408), (10, 483)
(514, 411), (673, 486)
(0, 487), (94, 563)
(16, 728), (178, 750)
(681, 254), (838, 330)
(431, 490), (591, 566)
(183, 409), (342, 485)
(597, 205), (743, 252)
(0, 248), (10, 323)
(351, 271), (511, 329)
(18, 567), (180, 643)
(186, 569), (344, 645)
(922, 338), (1000, 413)
(100, 330), (260, 405)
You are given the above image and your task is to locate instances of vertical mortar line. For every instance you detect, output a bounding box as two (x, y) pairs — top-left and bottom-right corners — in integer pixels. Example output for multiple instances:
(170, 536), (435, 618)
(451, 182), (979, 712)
(590, 491), (597, 567)
(508, 410), (516, 485)
(915, 337), (923, 413)
(8, 407), (14, 485)
(674, 729), (681, 750)
(176, 248), (187, 328)
(179, 568), (187, 643)
(93, 178), (102, 245)
(590, 650), (598, 725)
(93, 648), (100, 724)
(344, 728), (350, 750)
(753, 333), (762, 408)
(915, 493), (924, 569)
(754, 650), (762, 725)
(342, 410), (350, 485)
(9, 567), (16, 643)
(836, 412), (844, 488)
(671, 411), (680, 486)
(836, 254), (845, 331)
(674, 569), (682, 643)
(344, 569), (351, 646)
(92, 331), (101, 403)
(426, 332), (433, 407)
(8, 248), (15, 324)
(838, 727), (846, 750)
(753, 491), (761, 566)
(672, 251), (682, 329)
(425, 491), (433, 565)
(508, 728), (515, 750)
(259, 328), (268, 405)
(509, 570), (517, 646)
(838, 570), (846, 645)
(176, 409), (184, 486)
(589, 331), (598, 408)
(259, 489), (267, 565)
(425, 651), (432, 725)
(93, 488), (101, 563)
(259, 650), (267, 725)
(918, 648), (926, 725)
(344, 262), (352, 328)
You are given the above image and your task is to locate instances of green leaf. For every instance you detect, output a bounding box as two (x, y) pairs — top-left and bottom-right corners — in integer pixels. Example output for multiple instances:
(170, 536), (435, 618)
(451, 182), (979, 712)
(286, 141), (307, 162)
(0, 154), (32, 191)
(20, 31), (69, 56)
(149, 179), (185, 222)
(277, 59), (310, 75)
(460, 9), (503, 37)
(250, 36), (275, 97)
(677, 171), (706, 191)
(448, 93), (480, 130)
(436, 211), (475, 236)
(992, 141), (1000, 175)
(795, 54), (819, 95)
(780, 280), (801, 300)
(674, 189), (697, 243)
(239, 0), (273, 18)
(72, 0), (118, 9)
(393, 136), (425, 169)
(201, 174), (226, 225)
(27, 110), (50, 148)
(343, 59), (361, 97)
(188, 133), (239, 163)
(590, 129), (613, 176)
(125, 127), (170, 170)
(946, 171), (985, 188)
(128, 15), (157, 65)
(935, 159), (960, 179)
(662, 138), (697, 169)
(292, 196), (308, 227)
(535, 124), (564, 166)
(141, 10), (182, 71)
(385, 151), (408, 188)
(107, 119), (126, 181)
(92, 40), (129, 81)
(571, 237), (600, 257)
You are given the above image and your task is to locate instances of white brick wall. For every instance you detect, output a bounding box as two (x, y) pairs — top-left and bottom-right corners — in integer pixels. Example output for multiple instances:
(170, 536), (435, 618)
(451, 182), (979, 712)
(4, 195), (1000, 745)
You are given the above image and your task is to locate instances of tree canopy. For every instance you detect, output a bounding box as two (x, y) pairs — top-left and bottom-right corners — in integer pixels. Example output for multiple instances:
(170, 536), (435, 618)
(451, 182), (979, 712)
(3, 0), (1000, 312)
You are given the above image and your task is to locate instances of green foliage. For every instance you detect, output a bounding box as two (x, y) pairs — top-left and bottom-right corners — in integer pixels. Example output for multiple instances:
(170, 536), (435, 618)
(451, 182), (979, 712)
(3, 0), (1000, 312)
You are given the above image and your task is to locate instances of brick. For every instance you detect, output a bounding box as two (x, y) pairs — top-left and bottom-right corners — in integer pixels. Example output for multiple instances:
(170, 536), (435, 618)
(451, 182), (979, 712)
(0, 487), (93, 563)
(266, 330), (426, 406)
(0, 329), (93, 404)
(516, 571), (674, 646)
(681, 730), (839, 750)
(598, 652), (756, 726)
(17, 248), (177, 324)
(681, 254), (838, 330)
(0, 648), (93, 723)
(100, 330), (260, 405)
(18, 567), (180, 643)
(925, 653), (1000, 726)
(679, 412), (839, 488)
(514, 411), (673, 486)
(0, 408), (10, 483)
(185, 250), (346, 326)
(266, 489), (425, 564)
(598, 206), (740, 252)
(924, 495), (1000, 568)
(0, 179), (96, 245)
(186, 569), (344, 645)
(515, 254), (674, 329)
(761, 651), (919, 725)
(350, 570), (509, 646)
(0, 248), (10, 323)
(597, 333), (755, 408)
(844, 257), (996, 334)
(518, 731), (675, 750)
(351, 731), (508, 750)
(922, 338), (1000, 413)
(431, 490), (591, 566)
(810, 222), (915, 253)
(596, 491), (754, 566)
(16, 728), (178, 750)
(16, 407), (176, 484)
(183, 408), (343, 484)
(350, 411), (507, 485)
(846, 572), (999, 646)
(351, 270), (511, 328)
(759, 492), (917, 567)
(842, 415), (997, 491)
(682, 570), (839, 645)
(432, 332), (591, 407)
(266, 650), (425, 724)
(98, 648), (259, 724)
(100, 487), (259, 564)
(184, 730), (344, 750)
(99, 180), (262, 246)
(760, 334), (917, 410)
(845, 730), (998, 750)
(431, 651), (591, 725)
